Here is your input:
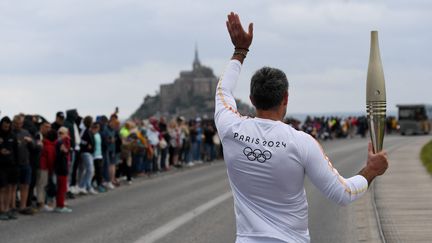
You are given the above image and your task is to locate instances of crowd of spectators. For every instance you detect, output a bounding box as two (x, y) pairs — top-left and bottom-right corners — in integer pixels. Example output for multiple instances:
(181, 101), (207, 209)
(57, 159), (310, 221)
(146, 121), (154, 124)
(285, 115), (398, 140)
(0, 109), (220, 220)
(0, 109), (399, 221)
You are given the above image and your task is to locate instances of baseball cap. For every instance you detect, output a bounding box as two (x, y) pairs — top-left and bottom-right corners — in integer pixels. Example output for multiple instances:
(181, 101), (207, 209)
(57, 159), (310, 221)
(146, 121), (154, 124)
(56, 111), (65, 119)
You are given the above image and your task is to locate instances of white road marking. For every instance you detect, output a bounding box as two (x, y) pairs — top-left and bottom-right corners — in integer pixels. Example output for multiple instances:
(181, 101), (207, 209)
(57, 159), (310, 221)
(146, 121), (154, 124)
(134, 191), (233, 243)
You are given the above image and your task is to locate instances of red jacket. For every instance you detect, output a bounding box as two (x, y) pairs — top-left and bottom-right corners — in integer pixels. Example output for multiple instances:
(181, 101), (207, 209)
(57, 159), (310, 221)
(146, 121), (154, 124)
(40, 139), (57, 173)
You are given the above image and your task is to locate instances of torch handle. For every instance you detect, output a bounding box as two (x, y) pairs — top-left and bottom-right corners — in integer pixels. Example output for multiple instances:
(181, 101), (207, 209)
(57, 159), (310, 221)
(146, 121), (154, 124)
(367, 101), (386, 153)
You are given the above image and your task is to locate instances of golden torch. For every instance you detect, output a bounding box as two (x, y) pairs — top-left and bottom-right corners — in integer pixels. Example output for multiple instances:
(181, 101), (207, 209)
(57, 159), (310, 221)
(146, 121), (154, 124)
(366, 31), (387, 153)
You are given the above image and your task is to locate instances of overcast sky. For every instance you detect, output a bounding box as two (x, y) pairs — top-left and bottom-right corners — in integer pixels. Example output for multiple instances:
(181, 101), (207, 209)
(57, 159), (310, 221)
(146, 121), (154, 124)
(0, 0), (431, 121)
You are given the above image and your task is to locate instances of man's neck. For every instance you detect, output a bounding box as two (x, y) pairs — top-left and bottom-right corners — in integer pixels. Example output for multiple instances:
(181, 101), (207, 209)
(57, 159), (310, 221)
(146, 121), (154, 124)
(255, 109), (283, 122)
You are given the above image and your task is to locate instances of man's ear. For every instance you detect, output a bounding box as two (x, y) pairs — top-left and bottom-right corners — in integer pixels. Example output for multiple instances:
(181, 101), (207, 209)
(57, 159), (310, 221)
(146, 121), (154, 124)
(282, 91), (288, 106)
(249, 95), (255, 106)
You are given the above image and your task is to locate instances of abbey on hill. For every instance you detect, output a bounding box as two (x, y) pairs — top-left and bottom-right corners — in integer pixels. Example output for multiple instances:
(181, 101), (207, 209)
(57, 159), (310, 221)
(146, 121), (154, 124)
(131, 48), (253, 120)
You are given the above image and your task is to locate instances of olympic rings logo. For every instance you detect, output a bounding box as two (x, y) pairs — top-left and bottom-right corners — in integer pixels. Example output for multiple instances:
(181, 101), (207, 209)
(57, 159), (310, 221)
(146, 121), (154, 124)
(243, 147), (272, 163)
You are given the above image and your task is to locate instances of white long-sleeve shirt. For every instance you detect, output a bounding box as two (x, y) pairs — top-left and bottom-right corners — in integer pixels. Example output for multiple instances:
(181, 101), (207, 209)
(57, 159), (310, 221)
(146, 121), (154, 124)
(215, 60), (368, 243)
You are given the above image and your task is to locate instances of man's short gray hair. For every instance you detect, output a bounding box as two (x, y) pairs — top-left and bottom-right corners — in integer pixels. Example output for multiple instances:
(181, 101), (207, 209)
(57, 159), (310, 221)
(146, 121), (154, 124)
(250, 67), (289, 110)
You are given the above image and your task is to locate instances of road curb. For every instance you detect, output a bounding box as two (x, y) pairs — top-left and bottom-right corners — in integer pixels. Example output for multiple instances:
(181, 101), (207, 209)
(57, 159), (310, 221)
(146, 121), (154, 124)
(371, 183), (387, 243)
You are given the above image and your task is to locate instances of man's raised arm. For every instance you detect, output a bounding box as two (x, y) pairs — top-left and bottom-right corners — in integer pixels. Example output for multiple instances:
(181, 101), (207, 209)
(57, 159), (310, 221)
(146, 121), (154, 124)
(214, 12), (253, 138)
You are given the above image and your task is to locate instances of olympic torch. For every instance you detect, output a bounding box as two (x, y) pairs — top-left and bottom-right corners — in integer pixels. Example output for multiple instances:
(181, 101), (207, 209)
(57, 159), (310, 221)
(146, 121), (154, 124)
(366, 31), (386, 153)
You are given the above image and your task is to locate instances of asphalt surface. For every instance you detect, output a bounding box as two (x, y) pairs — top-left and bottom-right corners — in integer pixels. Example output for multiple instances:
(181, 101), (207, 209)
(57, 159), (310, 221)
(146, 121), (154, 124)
(0, 135), (408, 243)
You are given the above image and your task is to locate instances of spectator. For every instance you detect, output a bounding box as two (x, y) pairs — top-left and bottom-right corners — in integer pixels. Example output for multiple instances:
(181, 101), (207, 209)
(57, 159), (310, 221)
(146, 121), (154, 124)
(0, 117), (19, 220)
(35, 121), (51, 210)
(190, 118), (203, 164)
(133, 126), (151, 175)
(92, 122), (106, 193)
(113, 119), (122, 187)
(168, 119), (181, 167)
(64, 109), (81, 196)
(97, 116), (110, 187)
(119, 121), (133, 184)
(51, 112), (65, 132)
(357, 116), (368, 138)
(145, 119), (160, 173)
(101, 117), (117, 190)
(203, 122), (216, 162)
(54, 127), (72, 213)
(349, 117), (358, 138)
(13, 115), (35, 215)
(179, 118), (192, 167)
(24, 115), (44, 208)
(78, 116), (97, 195)
(37, 129), (57, 212)
(158, 117), (169, 171)
(284, 117), (301, 130)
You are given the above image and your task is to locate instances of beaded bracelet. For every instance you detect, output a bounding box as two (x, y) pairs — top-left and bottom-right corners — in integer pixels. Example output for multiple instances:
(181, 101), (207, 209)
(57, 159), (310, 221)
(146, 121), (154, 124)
(233, 48), (249, 58)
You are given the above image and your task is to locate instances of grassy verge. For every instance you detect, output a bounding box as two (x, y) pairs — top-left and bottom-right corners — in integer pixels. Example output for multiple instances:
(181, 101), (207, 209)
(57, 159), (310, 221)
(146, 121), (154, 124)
(420, 140), (432, 174)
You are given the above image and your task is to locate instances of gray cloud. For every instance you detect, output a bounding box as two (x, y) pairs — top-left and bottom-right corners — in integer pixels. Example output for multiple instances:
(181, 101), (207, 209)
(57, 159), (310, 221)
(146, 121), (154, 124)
(0, 0), (431, 119)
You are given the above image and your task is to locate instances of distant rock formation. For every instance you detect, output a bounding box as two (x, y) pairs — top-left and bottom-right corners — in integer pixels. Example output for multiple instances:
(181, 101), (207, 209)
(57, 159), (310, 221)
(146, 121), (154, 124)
(131, 47), (254, 120)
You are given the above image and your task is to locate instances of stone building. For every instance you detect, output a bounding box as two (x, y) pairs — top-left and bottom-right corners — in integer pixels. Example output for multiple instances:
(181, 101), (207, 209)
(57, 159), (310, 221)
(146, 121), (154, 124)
(131, 48), (253, 120)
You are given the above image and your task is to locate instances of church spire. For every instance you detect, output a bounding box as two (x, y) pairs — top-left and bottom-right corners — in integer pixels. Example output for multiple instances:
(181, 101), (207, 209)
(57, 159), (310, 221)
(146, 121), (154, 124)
(193, 43), (201, 70)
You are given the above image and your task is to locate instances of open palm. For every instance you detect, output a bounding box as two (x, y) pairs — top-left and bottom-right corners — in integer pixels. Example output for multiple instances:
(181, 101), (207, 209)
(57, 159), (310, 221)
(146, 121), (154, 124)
(226, 12), (253, 50)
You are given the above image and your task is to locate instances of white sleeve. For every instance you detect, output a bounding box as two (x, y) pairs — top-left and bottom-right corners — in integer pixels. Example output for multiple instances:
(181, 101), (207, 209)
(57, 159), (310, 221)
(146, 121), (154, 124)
(302, 134), (368, 206)
(214, 60), (246, 139)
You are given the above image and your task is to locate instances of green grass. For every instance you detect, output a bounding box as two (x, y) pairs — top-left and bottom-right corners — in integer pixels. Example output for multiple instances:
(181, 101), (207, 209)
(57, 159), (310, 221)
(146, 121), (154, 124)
(420, 140), (432, 174)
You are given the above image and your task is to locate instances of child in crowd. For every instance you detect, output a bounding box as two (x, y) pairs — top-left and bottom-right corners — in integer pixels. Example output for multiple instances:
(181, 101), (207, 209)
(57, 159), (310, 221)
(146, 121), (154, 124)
(54, 127), (72, 213)
(37, 129), (57, 212)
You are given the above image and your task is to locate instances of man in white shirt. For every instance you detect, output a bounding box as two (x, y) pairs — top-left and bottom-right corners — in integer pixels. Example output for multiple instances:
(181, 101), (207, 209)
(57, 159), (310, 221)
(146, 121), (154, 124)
(215, 12), (389, 243)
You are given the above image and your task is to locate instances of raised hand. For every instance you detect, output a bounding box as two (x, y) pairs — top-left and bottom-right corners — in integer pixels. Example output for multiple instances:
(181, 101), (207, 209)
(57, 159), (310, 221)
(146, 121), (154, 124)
(226, 12), (253, 50)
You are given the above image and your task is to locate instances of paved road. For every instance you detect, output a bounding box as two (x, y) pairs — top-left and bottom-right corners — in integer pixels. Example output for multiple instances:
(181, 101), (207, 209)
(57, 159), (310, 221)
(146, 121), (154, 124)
(0, 135), (408, 243)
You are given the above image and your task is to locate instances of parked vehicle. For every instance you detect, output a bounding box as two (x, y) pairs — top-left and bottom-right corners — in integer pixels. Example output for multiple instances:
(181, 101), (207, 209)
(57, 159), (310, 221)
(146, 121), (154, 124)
(397, 104), (432, 135)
